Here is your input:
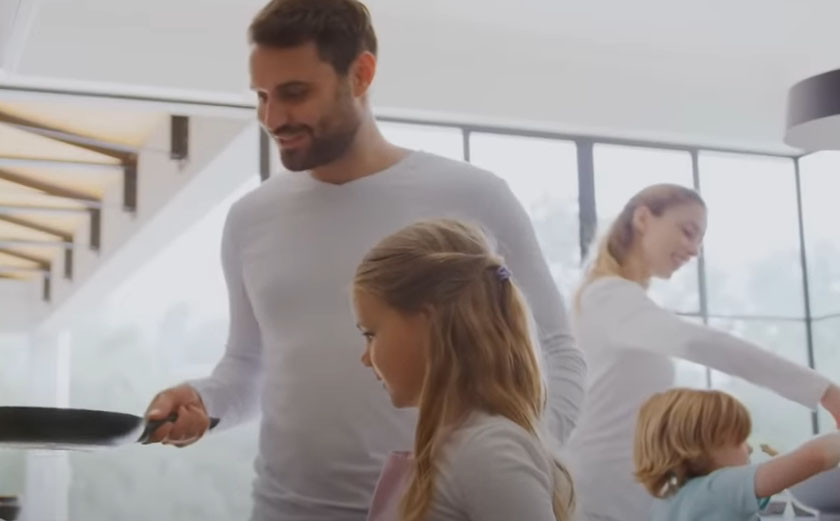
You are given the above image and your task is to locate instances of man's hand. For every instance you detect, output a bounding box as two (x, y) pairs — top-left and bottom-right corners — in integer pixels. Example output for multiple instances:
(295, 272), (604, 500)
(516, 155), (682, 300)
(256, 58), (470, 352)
(144, 384), (212, 447)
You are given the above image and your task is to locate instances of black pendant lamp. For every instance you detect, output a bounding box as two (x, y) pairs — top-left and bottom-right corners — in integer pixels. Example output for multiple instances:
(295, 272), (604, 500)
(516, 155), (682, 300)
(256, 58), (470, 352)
(785, 68), (840, 151)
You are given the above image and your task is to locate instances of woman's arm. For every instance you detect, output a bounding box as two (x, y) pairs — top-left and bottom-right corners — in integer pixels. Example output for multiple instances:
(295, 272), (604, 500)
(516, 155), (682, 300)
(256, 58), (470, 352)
(583, 278), (833, 411)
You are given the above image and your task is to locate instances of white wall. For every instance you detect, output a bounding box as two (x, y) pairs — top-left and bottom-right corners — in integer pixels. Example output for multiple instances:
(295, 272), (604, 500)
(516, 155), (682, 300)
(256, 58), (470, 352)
(0, 280), (39, 332)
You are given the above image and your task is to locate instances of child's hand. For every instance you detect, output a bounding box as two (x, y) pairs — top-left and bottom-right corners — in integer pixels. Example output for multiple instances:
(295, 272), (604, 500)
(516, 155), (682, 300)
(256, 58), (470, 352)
(819, 384), (840, 428)
(760, 444), (779, 457)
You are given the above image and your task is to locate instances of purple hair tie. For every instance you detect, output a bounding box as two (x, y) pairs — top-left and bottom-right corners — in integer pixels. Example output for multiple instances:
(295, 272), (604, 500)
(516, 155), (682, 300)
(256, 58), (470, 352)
(496, 265), (511, 282)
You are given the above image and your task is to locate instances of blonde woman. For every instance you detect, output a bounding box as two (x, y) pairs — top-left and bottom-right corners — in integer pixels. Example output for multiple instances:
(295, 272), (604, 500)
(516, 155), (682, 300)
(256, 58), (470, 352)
(563, 183), (840, 521)
(352, 219), (574, 521)
(634, 388), (840, 521)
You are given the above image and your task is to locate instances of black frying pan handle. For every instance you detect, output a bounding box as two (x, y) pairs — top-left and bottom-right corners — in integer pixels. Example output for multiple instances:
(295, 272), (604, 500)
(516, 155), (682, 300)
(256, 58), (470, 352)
(139, 412), (221, 444)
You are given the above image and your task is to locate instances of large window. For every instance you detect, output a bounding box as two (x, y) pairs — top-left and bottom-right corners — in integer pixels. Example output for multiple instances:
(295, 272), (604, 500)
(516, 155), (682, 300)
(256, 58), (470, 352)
(800, 151), (840, 435)
(800, 151), (840, 318)
(469, 133), (579, 297)
(700, 153), (804, 318)
(699, 152), (812, 449)
(708, 319), (813, 451)
(379, 121), (464, 161)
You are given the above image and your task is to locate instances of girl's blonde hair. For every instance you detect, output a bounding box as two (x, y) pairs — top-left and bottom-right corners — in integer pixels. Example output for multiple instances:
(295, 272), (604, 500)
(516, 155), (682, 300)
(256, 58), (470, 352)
(575, 183), (705, 307)
(353, 218), (574, 521)
(633, 388), (752, 498)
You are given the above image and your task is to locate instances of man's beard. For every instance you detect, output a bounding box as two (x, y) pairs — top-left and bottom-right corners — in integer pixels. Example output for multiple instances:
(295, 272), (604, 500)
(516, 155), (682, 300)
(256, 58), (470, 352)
(276, 97), (361, 172)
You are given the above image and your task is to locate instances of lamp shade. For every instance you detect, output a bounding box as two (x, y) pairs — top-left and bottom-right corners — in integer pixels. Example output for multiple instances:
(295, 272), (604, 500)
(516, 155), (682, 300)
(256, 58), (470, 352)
(785, 68), (840, 151)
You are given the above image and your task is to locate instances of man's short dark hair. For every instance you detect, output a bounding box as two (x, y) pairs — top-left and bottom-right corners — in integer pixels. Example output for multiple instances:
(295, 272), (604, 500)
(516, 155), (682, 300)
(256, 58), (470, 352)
(249, 0), (378, 75)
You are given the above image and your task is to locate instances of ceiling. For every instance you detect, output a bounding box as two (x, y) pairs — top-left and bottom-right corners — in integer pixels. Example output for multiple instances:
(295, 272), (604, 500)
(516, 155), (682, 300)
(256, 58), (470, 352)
(3, 1), (840, 149)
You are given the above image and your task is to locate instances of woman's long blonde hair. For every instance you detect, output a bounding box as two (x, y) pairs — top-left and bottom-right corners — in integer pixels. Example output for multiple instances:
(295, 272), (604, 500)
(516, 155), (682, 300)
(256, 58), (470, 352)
(575, 183), (705, 308)
(353, 218), (574, 521)
(633, 388), (751, 498)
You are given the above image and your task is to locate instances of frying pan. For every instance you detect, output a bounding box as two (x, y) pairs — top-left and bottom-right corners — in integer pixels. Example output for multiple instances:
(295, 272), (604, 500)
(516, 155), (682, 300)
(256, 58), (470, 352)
(0, 495), (20, 521)
(0, 406), (219, 450)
